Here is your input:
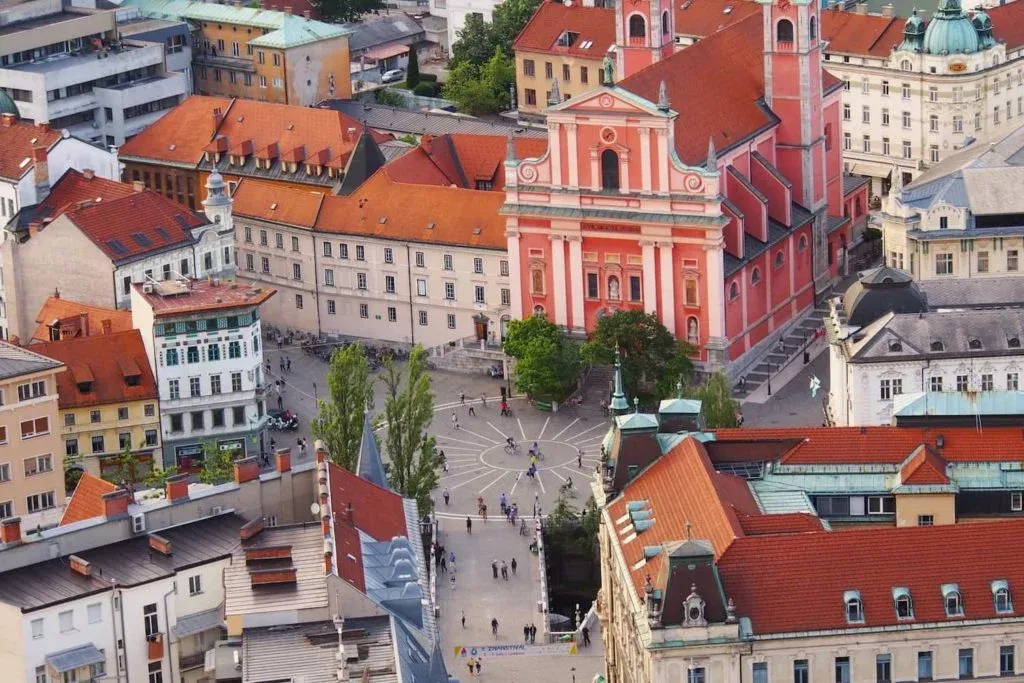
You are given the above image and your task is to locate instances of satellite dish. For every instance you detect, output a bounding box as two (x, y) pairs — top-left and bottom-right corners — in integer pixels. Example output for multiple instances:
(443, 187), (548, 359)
(310, 502), (321, 516)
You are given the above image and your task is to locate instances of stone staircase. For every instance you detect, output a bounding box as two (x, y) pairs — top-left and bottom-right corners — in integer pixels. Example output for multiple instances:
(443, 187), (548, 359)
(733, 306), (829, 396)
(585, 365), (616, 403)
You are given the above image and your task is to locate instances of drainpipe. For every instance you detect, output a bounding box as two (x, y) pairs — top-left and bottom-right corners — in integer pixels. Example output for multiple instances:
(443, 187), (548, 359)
(406, 244), (415, 345)
(162, 583), (177, 683)
(115, 582), (129, 683)
(312, 233), (323, 337)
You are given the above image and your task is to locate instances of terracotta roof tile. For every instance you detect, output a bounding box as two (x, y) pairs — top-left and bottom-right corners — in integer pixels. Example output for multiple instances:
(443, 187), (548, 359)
(63, 191), (204, 262)
(988, 2), (1024, 50)
(314, 170), (507, 250)
(59, 473), (118, 526)
(32, 296), (134, 343)
(231, 180), (325, 227)
(32, 330), (158, 409)
(383, 134), (548, 191)
(735, 511), (824, 535)
(712, 426), (1024, 465)
(820, 9), (903, 57)
(675, 0), (760, 38)
(134, 278), (276, 317)
(0, 120), (61, 182)
(717, 520), (1024, 634)
(621, 12), (773, 165)
(119, 95), (231, 164)
(33, 169), (136, 224)
(514, 1), (616, 58)
(900, 446), (949, 485)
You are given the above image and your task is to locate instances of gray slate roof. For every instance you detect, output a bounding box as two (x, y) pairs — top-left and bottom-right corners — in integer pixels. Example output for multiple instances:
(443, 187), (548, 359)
(356, 412), (389, 489)
(849, 309), (1024, 362)
(893, 390), (1024, 417)
(319, 100), (548, 138)
(0, 341), (63, 380)
(46, 644), (105, 673)
(344, 14), (424, 53)
(917, 276), (1024, 309)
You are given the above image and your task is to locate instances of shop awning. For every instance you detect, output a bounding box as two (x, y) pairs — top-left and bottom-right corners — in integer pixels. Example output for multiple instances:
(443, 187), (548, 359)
(847, 160), (894, 179)
(46, 644), (105, 673)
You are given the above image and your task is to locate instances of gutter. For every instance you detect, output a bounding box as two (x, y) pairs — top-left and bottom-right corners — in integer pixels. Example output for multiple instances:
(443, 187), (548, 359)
(405, 243), (415, 344)
(162, 584), (176, 682)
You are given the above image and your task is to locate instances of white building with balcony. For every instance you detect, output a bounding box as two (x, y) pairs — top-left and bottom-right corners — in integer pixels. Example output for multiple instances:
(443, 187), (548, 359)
(130, 273), (275, 470)
(0, 0), (189, 146)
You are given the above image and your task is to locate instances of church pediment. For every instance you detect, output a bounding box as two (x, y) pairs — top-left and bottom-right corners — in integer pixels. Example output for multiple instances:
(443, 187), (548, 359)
(549, 86), (671, 119)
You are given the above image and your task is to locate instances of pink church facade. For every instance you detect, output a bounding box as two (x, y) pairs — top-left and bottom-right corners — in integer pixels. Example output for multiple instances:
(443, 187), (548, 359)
(504, 0), (855, 370)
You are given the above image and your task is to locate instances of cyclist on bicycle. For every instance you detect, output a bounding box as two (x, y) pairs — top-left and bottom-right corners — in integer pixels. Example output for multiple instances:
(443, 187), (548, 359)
(505, 437), (517, 453)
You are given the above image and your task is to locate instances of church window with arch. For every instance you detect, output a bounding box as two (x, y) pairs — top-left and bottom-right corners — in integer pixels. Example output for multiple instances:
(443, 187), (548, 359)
(601, 149), (620, 191)
(776, 19), (794, 46)
(628, 14), (646, 41)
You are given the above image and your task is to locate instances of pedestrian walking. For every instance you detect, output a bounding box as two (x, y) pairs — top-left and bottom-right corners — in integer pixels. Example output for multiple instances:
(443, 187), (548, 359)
(280, 357), (286, 371)
(499, 492), (507, 514)
(501, 560), (508, 580)
(440, 556), (447, 573)
(270, 437), (277, 452)
(491, 559), (498, 579)
(443, 487), (450, 505)
(520, 518), (528, 536)
(286, 357), (291, 372)
(460, 391), (466, 405)
(582, 625), (591, 646)
(451, 411), (459, 430)
(577, 448), (583, 469)
(490, 618), (499, 636)
(511, 557), (517, 575)
(481, 394), (487, 408)
(467, 660), (474, 677)
(450, 574), (456, 590)
(466, 516), (472, 534)
(475, 660), (481, 675)
(524, 623), (530, 643)
(529, 623), (537, 644)
(265, 359), (271, 374)
(277, 394), (284, 411)
(468, 404), (476, 417)
(461, 610), (466, 628)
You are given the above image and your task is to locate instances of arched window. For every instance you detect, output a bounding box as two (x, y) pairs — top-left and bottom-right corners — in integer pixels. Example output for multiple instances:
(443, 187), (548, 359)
(930, 340), (944, 352)
(798, 235), (808, 251)
(774, 251), (785, 269)
(751, 267), (761, 285)
(809, 15), (817, 41)
(662, 10), (670, 35)
(900, 59), (913, 72)
(994, 584), (1013, 614)
(969, 338), (982, 350)
(894, 589), (914, 619)
(1010, 337), (1021, 348)
(629, 14), (646, 39)
(728, 281), (740, 301)
(601, 149), (620, 191)
(855, 196), (863, 217)
(607, 275), (621, 300)
(686, 316), (699, 345)
(776, 19), (794, 45)
(943, 585), (963, 617)
(530, 268), (545, 295)
(845, 593), (864, 624)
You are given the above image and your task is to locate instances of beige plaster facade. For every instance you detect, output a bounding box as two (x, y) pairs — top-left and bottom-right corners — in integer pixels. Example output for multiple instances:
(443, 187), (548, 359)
(895, 491), (956, 527)
(515, 50), (604, 117)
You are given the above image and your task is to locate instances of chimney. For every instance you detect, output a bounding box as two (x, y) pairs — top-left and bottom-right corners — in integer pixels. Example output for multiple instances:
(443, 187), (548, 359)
(37, 121), (50, 132)
(132, 180), (145, 192)
(101, 319), (112, 335)
(164, 472), (189, 502)
(234, 456), (260, 484)
(31, 145), (50, 200)
(345, 501), (354, 526)
(315, 440), (327, 463)
(69, 555), (92, 576)
(881, 4), (894, 15)
(102, 488), (132, 518)
(275, 447), (292, 473)
(79, 312), (89, 336)
(284, 5), (292, 12)
(302, 9), (310, 17)
(0, 113), (15, 127)
(324, 541), (333, 574)
(148, 533), (172, 555)
(240, 518), (266, 540)
(854, 2), (867, 13)
(82, 168), (95, 180)
(213, 107), (224, 128)
(0, 517), (21, 544)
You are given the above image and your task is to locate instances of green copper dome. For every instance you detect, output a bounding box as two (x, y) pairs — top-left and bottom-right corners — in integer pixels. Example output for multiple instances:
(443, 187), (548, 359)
(972, 10), (996, 49)
(0, 89), (18, 117)
(921, 0), (981, 55)
(898, 10), (926, 52)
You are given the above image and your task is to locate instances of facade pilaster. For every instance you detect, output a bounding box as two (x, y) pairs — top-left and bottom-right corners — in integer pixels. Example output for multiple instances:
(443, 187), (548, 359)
(657, 241), (675, 336)
(641, 240), (657, 316)
(551, 234), (568, 327)
(655, 129), (669, 193)
(568, 236), (585, 332)
(507, 229), (523, 320)
(550, 122), (562, 188)
(566, 123), (579, 188)
(639, 127), (652, 193)
(704, 241), (727, 367)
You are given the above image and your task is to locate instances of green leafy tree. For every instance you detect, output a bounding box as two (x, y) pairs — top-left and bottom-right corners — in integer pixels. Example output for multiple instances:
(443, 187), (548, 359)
(144, 464), (179, 490)
(380, 346), (438, 512)
(503, 314), (580, 400)
(65, 468), (84, 494)
(111, 445), (147, 490)
(450, 13), (495, 67)
(686, 371), (740, 428)
(312, 343), (375, 472)
(443, 51), (515, 115)
(406, 48), (421, 89)
(581, 310), (696, 400)
(198, 441), (235, 485)
(489, 0), (540, 49)
(309, 0), (383, 23)
(374, 88), (405, 107)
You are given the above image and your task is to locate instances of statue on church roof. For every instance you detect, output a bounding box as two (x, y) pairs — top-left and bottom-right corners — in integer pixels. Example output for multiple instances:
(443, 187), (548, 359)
(602, 54), (615, 87)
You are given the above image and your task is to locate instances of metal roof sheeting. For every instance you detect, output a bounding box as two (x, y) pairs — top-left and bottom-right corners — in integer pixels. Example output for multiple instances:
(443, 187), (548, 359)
(893, 390), (1024, 417)
(46, 644), (105, 673)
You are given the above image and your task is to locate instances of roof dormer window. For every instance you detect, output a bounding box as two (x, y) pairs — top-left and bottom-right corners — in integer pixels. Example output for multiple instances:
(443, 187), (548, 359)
(893, 587), (914, 619)
(993, 580), (1013, 614)
(844, 590), (864, 624)
(943, 584), (964, 617)
(969, 339), (982, 350)
(930, 341), (944, 352)
(889, 341), (903, 352)
(556, 31), (580, 47)
(1010, 337), (1021, 348)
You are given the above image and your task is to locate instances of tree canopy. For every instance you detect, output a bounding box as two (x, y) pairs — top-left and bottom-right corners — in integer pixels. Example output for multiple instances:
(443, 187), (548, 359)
(312, 343), (375, 472)
(685, 371), (740, 428)
(581, 310), (696, 400)
(198, 441), (236, 485)
(503, 315), (580, 400)
(380, 346), (438, 512)
(309, 0), (382, 23)
(405, 48), (421, 89)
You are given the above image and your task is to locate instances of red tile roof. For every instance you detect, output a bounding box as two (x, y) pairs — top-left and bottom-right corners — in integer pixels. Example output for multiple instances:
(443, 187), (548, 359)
(900, 446), (949, 485)
(0, 119), (61, 182)
(119, 95), (389, 169)
(717, 520), (1024, 634)
(32, 296), (134, 344)
(33, 330), (158, 409)
(60, 473), (118, 526)
(621, 12), (773, 165)
(32, 169), (136, 224)
(820, 9), (903, 57)
(231, 180), (325, 227)
(736, 511), (825, 536)
(315, 170), (507, 250)
(514, 1), (616, 59)
(134, 278), (276, 317)
(712, 426), (1024, 465)
(383, 134), (548, 191)
(675, 0), (760, 38)
(988, 2), (1024, 50)
(61, 191), (205, 262)
(327, 462), (408, 592)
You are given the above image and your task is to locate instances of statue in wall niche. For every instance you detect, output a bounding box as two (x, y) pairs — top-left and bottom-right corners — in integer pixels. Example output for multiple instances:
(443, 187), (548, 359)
(608, 276), (620, 300)
(602, 54), (615, 86)
(687, 317), (698, 344)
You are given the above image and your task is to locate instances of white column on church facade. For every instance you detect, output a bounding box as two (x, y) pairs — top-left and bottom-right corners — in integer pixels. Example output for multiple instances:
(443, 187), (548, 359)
(550, 123), (562, 188)
(705, 242), (726, 339)
(656, 129), (669, 193)
(590, 147), (600, 191)
(658, 242), (675, 336)
(551, 234), (568, 327)
(507, 229), (523, 320)
(566, 124), (579, 188)
(641, 240), (657, 316)
(639, 128), (652, 193)
(568, 236), (585, 331)
(620, 152), (630, 194)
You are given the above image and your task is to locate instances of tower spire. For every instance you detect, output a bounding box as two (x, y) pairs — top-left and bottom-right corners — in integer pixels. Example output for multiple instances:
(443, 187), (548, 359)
(610, 348), (630, 414)
(706, 137), (718, 172)
(657, 80), (670, 112)
(506, 132), (517, 164)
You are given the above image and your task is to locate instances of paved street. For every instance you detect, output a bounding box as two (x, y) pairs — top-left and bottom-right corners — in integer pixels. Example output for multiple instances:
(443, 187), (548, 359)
(740, 344), (831, 427)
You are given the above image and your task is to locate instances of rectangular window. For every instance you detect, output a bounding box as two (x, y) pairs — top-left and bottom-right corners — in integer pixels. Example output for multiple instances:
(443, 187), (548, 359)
(445, 282), (456, 300)
(953, 115), (963, 133)
(26, 491), (55, 512)
(359, 304), (368, 319)
(843, 104), (851, 121)
(957, 374), (969, 391)
(145, 430), (157, 447)
(66, 439), (78, 458)
(443, 254), (454, 270)
(929, 86), (938, 102)
(1009, 250), (1019, 271)
(843, 132), (851, 150)
(384, 247), (394, 264)
(863, 135), (871, 153)
(295, 294), (303, 309)
(17, 380), (46, 401)
(930, 376), (944, 392)
(880, 379), (892, 400)
(1009, 373), (1019, 391)
(862, 105), (870, 123)
(959, 648), (973, 679)
(292, 263), (302, 280)
(31, 618), (43, 639)
(189, 574), (202, 596)
(324, 268), (334, 286)
(415, 251), (425, 267)
(581, 66), (589, 84)
(261, 257), (270, 274)
(291, 235), (299, 251)
(385, 275), (396, 294)
(929, 114), (939, 132)
(341, 243), (349, 259)
(936, 253), (953, 275)
(545, 62), (553, 79)
(525, 89), (537, 106)
(902, 82), (911, 99)
(982, 373), (994, 391)
(168, 379), (179, 400)
(473, 257), (484, 274)
(322, 241), (332, 257)
(189, 377), (201, 397)
(259, 230), (268, 246)
(448, 314), (457, 329)
(876, 654), (892, 683)
(753, 663), (768, 683)
(357, 273), (367, 290)
(191, 411), (204, 430)
(356, 245), (365, 261)
(245, 253), (254, 271)
(835, 656), (851, 683)
(418, 310), (428, 326)
(20, 417), (49, 439)
(499, 259), (509, 277)
(144, 603), (159, 636)
(231, 372), (242, 392)
(919, 652), (933, 681)
(995, 106), (1001, 125)
(501, 288), (511, 306)
(210, 374), (222, 395)
(902, 111), (912, 128)
(867, 496), (895, 514)
(523, 59), (535, 76)
(169, 414), (183, 432)
(882, 137), (890, 156)
(59, 610), (73, 633)
(1001, 645), (1015, 676)
(475, 285), (485, 303)
(387, 307), (397, 323)
(629, 275), (642, 301)
(882, 80), (890, 96)
(930, 145), (939, 163)
(882, 108), (890, 126)
(587, 272), (599, 298)
(794, 660), (809, 683)
(232, 406), (245, 425)
(918, 514), (934, 526)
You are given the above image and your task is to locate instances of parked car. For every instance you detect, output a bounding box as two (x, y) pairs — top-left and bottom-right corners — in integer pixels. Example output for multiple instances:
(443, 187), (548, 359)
(381, 68), (405, 84)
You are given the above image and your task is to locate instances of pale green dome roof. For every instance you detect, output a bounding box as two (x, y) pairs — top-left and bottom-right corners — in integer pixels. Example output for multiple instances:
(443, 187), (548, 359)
(897, 10), (926, 52)
(0, 89), (18, 117)
(921, 0), (982, 55)
(972, 10), (996, 49)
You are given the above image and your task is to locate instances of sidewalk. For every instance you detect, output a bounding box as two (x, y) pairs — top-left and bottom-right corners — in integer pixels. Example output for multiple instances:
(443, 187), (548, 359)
(435, 517), (604, 680)
(741, 336), (829, 405)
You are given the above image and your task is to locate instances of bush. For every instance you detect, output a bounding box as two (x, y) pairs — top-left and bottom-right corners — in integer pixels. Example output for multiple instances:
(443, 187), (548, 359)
(420, 73), (438, 83)
(413, 82), (437, 97)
